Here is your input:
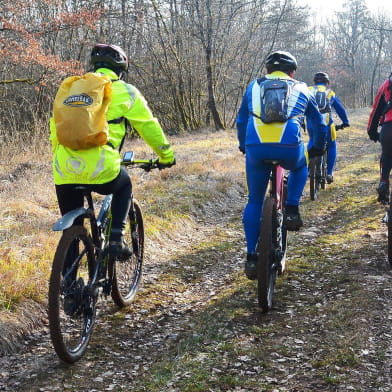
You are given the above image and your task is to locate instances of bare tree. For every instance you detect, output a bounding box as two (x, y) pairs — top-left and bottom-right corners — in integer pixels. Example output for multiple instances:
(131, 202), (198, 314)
(326, 0), (369, 107)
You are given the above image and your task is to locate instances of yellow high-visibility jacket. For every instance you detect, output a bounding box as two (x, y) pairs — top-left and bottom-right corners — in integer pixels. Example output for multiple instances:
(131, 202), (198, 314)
(50, 68), (174, 185)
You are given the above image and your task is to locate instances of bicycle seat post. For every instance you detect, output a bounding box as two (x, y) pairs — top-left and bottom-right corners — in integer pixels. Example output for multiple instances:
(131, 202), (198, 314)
(263, 160), (283, 198)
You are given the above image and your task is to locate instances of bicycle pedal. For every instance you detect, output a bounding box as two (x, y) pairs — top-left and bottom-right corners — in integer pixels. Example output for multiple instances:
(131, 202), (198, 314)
(102, 280), (112, 295)
(275, 262), (282, 274)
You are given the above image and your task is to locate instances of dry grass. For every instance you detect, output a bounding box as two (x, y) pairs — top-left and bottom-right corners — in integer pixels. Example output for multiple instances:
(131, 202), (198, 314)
(0, 128), (245, 310)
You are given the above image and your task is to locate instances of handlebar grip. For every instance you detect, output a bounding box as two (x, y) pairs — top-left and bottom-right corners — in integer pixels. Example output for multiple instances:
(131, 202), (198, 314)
(139, 162), (153, 171)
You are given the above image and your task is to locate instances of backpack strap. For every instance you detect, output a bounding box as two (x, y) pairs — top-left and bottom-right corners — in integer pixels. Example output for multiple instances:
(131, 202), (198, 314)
(107, 78), (125, 125)
(249, 77), (267, 119)
(108, 117), (124, 124)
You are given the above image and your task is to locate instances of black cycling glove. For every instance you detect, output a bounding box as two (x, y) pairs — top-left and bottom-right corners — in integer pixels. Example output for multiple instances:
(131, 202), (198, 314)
(367, 129), (378, 143)
(157, 158), (176, 170)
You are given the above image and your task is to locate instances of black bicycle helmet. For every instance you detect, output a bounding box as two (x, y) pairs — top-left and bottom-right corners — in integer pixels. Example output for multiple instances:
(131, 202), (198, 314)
(265, 50), (297, 71)
(91, 44), (128, 73)
(314, 72), (330, 84)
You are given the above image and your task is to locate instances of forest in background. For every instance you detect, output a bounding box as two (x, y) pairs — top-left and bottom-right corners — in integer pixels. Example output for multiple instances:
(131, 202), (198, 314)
(1, 0), (392, 143)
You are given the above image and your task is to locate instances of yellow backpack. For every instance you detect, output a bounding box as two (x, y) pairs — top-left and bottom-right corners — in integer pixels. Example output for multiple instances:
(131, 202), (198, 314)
(53, 72), (113, 150)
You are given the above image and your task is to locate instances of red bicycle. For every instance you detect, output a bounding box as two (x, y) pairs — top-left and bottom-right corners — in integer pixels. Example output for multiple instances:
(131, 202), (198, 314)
(257, 160), (288, 312)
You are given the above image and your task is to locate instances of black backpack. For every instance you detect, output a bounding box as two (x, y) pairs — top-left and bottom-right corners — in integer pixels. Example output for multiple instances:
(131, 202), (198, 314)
(251, 77), (295, 123)
(314, 89), (332, 114)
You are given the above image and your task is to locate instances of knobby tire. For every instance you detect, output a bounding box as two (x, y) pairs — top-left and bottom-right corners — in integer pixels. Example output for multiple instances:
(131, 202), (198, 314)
(111, 199), (144, 307)
(309, 157), (318, 201)
(48, 225), (96, 363)
(279, 182), (288, 275)
(257, 197), (276, 312)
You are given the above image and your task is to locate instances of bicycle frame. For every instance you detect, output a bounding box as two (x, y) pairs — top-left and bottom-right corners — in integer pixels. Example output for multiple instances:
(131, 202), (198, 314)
(268, 162), (287, 266)
(51, 152), (157, 275)
(268, 163), (285, 209)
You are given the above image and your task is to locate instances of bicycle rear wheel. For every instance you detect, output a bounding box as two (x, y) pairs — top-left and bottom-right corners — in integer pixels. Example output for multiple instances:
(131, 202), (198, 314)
(309, 157), (319, 201)
(320, 153), (327, 190)
(111, 198), (144, 307)
(48, 225), (97, 363)
(257, 197), (278, 312)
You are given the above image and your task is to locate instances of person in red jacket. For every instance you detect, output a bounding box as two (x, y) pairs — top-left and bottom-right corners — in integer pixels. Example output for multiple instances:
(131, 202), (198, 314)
(367, 73), (392, 203)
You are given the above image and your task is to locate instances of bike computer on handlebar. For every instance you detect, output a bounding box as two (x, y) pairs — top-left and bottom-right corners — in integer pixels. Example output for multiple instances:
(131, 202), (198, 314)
(122, 151), (134, 164)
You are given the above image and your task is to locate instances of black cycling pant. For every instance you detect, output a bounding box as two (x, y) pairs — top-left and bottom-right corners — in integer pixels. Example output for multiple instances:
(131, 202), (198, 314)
(379, 121), (392, 182)
(55, 166), (132, 241)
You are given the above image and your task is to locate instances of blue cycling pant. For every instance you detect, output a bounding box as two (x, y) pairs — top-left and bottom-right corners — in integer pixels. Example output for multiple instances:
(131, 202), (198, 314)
(327, 139), (337, 176)
(243, 143), (308, 254)
(308, 126), (336, 176)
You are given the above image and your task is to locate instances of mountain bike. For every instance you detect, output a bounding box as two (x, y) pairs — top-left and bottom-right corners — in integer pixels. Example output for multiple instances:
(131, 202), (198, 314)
(48, 152), (158, 363)
(257, 160), (288, 312)
(308, 123), (344, 201)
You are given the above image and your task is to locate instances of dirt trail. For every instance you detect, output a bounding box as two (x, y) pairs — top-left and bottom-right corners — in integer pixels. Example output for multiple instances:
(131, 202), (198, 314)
(0, 118), (391, 391)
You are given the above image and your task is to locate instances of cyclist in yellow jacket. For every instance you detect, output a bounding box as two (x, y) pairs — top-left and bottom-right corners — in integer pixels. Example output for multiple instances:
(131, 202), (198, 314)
(50, 44), (175, 259)
(308, 72), (350, 184)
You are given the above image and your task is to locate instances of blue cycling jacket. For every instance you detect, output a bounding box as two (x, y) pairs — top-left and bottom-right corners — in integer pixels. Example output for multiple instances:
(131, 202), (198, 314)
(308, 84), (349, 126)
(236, 71), (327, 151)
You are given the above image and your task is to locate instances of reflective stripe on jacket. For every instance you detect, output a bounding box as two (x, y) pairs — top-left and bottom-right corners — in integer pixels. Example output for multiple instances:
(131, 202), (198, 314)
(50, 68), (174, 185)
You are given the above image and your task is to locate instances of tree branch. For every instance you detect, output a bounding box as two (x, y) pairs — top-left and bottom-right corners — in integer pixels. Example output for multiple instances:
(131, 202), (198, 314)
(0, 79), (35, 85)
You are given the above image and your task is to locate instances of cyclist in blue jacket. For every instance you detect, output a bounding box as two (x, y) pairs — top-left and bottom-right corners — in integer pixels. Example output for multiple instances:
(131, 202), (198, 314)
(236, 51), (327, 280)
(308, 72), (350, 184)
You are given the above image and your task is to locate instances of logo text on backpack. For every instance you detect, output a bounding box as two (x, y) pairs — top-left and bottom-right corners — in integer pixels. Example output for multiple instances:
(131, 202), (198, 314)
(63, 94), (93, 107)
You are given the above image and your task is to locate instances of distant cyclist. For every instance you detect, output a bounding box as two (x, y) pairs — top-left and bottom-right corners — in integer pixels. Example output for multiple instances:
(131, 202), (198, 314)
(367, 73), (392, 203)
(308, 72), (350, 184)
(236, 50), (327, 279)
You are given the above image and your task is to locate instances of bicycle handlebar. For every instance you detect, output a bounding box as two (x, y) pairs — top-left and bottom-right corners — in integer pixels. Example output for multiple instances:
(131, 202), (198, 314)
(122, 158), (160, 171)
(121, 151), (161, 171)
(131, 159), (160, 172)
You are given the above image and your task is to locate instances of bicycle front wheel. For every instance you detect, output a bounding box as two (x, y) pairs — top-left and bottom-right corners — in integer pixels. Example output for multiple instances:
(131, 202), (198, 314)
(48, 225), (97, 363)
(257, 197), (278, 312)
(111, 198), (144, 307)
